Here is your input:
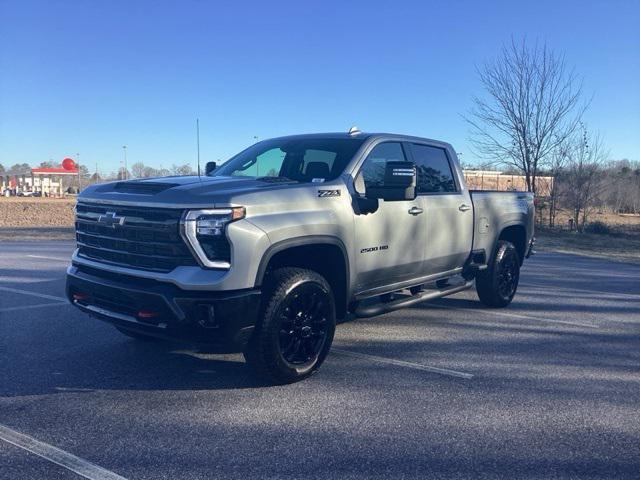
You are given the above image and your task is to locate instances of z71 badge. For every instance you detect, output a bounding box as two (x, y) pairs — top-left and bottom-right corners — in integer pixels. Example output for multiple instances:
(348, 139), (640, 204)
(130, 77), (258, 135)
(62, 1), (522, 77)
(318, 189), (341, 197)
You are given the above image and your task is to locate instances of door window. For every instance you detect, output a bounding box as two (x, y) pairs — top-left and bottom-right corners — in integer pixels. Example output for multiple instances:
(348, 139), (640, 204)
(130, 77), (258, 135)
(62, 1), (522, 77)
(357, 142), (406, 192)
(409, 144), (457, 193)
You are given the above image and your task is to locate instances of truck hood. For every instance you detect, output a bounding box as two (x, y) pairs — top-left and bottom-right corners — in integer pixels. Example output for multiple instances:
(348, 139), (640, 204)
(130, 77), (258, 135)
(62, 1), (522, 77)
(79, 175), (303, 207)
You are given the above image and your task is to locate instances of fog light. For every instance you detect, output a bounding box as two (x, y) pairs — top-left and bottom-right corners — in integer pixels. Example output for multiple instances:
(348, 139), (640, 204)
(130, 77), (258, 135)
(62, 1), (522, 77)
(73, 292), (89, 301)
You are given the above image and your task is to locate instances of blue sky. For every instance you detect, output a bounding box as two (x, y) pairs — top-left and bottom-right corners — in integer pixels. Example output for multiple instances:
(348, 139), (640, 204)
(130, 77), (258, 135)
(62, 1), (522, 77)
(1, 0), (639, 175)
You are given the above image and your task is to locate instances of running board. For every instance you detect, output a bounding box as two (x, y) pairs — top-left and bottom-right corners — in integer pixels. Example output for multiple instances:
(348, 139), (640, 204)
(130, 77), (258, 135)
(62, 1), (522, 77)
(354, 280), (474, 318)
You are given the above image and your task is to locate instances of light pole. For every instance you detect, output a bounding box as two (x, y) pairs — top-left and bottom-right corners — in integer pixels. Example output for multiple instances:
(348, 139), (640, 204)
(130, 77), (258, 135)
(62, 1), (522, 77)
(122, 145), (127, 180)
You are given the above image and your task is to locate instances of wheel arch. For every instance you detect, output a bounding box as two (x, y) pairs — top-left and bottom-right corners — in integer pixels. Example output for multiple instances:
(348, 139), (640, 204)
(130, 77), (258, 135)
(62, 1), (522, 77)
(497, 223), (527, 264)
(255, 236), (350, 319)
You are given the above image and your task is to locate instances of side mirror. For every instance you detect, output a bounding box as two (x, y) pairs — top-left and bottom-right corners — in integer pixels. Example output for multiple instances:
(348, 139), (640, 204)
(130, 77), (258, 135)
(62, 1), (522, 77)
(367, 161), (417, 201)
(204, 161), (217, 175)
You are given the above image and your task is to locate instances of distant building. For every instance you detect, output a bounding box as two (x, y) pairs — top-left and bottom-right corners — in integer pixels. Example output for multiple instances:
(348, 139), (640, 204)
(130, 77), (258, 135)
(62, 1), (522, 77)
(1, 165), (79, 196)
(463, 170), (553, 196)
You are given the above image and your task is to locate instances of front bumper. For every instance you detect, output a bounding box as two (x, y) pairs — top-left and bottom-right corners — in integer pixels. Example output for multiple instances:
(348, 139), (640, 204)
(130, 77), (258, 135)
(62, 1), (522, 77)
(66, 264), (260, 351)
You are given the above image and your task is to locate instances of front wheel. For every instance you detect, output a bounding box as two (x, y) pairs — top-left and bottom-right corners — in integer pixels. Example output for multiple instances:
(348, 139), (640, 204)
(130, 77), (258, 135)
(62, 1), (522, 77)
(244, 267), (336, 384)
(476, 240), (520, 307)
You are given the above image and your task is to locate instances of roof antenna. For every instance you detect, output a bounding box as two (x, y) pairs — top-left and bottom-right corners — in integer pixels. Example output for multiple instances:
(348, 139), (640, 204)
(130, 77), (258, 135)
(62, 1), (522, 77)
(196, 118), (202, 182)
(348, 125), (361, 136)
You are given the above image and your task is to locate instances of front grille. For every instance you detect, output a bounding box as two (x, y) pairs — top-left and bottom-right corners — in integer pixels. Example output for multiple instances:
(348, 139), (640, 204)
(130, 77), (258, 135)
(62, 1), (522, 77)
(75, 202), (198, 272)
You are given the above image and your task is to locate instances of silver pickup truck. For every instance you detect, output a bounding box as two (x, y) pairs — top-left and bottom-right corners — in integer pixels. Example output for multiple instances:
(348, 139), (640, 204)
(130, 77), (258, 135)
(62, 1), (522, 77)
(66, 131), (534, 383)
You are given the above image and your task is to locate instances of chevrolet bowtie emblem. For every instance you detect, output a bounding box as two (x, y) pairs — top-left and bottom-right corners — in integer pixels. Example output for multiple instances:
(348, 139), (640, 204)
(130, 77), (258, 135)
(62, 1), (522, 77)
(98, 211), (125, 228)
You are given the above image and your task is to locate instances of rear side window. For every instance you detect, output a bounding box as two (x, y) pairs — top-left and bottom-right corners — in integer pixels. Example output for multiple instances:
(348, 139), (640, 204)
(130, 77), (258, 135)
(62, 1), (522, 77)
(359, 142), (406, 189)
(410, 144), (457, 193)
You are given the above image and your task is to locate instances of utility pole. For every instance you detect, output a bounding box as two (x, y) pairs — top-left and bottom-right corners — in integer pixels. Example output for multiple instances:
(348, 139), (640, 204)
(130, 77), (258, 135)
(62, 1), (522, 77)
(122, 145), (128, 180)
(197, 118), (201, 177)
(76, 152), (81, 192)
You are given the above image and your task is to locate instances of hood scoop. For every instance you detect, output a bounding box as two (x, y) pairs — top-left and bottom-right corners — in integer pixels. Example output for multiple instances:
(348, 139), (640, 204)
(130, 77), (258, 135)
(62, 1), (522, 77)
(110, 182), (180, 195)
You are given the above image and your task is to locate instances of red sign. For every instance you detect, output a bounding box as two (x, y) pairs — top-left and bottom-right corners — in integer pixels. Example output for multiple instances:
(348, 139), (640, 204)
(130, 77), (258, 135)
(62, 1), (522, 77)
(62, 158), (76, 170)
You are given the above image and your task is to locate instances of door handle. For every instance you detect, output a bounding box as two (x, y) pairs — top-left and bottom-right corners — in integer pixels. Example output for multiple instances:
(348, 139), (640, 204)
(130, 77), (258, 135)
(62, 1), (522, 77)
(458, 204), (471, 212)
(408, 206), (423, 216)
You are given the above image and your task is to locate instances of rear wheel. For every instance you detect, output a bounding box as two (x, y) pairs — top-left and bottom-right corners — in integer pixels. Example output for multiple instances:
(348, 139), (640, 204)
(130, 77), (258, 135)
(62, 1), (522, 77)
(244, 267), (336, 384)
(476, 240), (520, 307)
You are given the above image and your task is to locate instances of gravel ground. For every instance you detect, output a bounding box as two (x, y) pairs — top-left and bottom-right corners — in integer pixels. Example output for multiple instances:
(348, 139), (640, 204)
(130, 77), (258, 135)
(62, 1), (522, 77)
(0, 198), (75, 228)
(1, 242), (639, 479)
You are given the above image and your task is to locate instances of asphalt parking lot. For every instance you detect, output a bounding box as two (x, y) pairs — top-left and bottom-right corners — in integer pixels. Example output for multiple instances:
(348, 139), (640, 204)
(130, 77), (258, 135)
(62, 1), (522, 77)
(1, 241), (639, 479)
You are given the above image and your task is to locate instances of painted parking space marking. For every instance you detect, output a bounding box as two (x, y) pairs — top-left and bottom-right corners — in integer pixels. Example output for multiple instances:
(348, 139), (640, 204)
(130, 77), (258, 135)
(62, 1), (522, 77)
(0, 424), (128, 480)
(431, 303), (599, 329)
(0, 302), (70, 313)
(0, 286), (67, 302)
(333, 348), (474, 379)
(520, 281), (640, 299)
(27, 255), (70, 262)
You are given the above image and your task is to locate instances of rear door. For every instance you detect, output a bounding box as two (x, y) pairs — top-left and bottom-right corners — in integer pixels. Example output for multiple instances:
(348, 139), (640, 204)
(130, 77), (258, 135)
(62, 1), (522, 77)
(352, 141), (428, 291)
(407, 142), (473, 275)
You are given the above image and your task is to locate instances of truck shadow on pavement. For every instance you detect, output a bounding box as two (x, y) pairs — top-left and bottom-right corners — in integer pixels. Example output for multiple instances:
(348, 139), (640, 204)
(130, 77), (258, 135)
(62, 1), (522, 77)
(1, 324), (277, 396)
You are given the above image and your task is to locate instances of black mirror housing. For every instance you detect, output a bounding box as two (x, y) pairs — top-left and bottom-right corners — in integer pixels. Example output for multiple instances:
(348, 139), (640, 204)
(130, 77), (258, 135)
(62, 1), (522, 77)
(204, 161), (217, 175)
(367, 161), (417, 201)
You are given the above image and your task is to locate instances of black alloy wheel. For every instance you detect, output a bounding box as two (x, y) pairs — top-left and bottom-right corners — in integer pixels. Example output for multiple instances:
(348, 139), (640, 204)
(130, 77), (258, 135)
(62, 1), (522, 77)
(278, 283), (331, 366)
(497, 248), (519, 299)
(244, 268), (336, 384)
(476, 240), (520, 307)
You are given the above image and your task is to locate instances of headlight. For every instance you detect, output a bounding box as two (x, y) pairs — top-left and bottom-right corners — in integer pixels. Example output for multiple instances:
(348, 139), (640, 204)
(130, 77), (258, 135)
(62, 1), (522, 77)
(181, 207), (245, 269)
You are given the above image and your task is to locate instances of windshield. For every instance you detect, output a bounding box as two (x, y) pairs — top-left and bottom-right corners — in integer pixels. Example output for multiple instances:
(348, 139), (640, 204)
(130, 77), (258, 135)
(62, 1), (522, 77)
(211, 137), (365, 182)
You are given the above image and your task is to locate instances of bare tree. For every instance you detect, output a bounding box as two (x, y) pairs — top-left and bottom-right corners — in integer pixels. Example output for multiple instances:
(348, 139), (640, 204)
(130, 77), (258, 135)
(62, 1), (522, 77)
(562, 126), (608, 231)
(117, 167), (131, 181)
(546, 137), (571, 227)
(131, 162), (146, 178)
(466, 39), (587, 193)
(170, 164), (195, 176)
(131, 162), (162, 178)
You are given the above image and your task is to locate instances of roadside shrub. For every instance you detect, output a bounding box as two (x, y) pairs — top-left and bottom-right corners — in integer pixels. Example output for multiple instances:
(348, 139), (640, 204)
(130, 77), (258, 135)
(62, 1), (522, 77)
(584, 221), (611, 235)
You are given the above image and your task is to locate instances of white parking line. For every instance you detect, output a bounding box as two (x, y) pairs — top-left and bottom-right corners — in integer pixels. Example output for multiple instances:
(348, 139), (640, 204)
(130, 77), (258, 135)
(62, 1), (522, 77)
(333, 348), (474, 379)
(0, 302), (70, 313)
(0, 424), (128, 480)
(520, 281), (640, 299)
(0, 286), (67, 302)
(27, 255), (70, 262)
(431, 303), (599, 329)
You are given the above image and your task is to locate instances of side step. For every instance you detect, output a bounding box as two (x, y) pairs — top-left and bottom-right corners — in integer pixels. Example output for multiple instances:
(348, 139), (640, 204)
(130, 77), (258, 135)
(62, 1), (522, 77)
(354, 280), (474, 318)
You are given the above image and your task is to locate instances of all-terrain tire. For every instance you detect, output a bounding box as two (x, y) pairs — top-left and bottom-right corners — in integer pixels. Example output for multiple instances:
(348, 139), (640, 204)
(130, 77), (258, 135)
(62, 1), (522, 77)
(244, 267), (336, 384)
(475, 240), (520, 308)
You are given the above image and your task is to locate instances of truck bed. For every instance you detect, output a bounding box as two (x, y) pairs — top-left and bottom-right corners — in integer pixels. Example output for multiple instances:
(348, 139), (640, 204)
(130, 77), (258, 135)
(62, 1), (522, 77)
(470, 190), (535, 260)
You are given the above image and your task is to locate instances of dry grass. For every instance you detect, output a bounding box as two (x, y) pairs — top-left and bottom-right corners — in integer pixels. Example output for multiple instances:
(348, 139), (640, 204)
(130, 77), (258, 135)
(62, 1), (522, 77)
(0, 198), (76, 241)
(543, 208), (640, 232)
(535, 227), (640, 264)
(535, 208), (640, 263)
(0, 197), (76, 228)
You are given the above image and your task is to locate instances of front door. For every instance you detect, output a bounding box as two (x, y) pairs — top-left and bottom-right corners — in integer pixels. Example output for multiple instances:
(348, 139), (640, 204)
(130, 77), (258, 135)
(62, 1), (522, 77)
(352, 141), (428, 292)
